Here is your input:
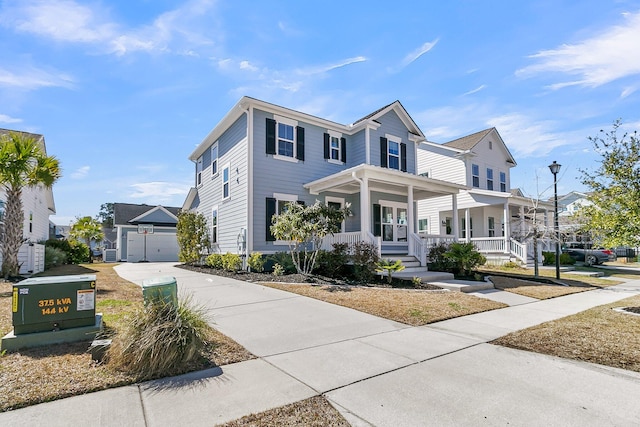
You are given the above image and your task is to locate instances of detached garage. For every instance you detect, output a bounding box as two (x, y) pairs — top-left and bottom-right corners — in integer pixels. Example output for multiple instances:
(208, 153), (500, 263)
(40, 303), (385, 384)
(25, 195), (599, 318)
(113, 203), (181, 263)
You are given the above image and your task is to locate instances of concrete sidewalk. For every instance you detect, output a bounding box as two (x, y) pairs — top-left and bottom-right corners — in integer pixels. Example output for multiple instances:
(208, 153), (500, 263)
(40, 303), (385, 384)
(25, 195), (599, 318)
(1, 263), (639, 426)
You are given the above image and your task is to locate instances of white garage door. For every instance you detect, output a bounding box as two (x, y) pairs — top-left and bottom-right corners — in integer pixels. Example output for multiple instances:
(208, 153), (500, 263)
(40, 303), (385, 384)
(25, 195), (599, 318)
(127, 233), (179, 262)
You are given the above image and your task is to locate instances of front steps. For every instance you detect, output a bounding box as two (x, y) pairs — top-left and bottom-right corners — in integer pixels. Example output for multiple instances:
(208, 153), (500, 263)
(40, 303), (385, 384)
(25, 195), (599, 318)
(378, 254), (454, 282)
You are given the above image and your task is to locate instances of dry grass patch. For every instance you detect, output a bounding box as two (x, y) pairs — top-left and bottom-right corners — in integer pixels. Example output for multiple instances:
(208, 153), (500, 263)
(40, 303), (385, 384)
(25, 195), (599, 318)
(0, 263), (253, 412)
(221, 396), (349, 426)
(493, 294), (640, 373)
(489, 276), (594, 299)
(260, 283), (506, 326)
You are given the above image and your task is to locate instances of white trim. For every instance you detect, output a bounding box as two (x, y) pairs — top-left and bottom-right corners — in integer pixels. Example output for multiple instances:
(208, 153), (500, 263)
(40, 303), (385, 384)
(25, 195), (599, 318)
(273, 115), (298, 127)
(273, 154), (299, 163)
(129, 205), (179, 223)
(211, 205), (218, 244)
(385, 133), (401, 143)
(273, 193), (298, 202)
(327, 159), (343, 165)
(327, 129), (342, 138)
(247, 106), (254, 253)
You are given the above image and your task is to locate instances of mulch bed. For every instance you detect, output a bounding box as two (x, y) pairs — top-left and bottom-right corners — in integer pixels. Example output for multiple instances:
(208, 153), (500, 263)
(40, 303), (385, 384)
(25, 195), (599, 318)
(176, 264), (443, 290)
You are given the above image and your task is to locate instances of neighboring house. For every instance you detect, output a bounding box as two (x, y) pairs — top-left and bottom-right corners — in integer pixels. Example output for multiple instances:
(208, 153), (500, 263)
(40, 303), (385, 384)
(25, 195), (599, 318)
(416, 128), (555, 264)
(113, 203), (181, 262)
(102, 227), (117, 250)
(0, 128), (56, 275)
(555, 191), (592, 241)
(183, 97), (466, 267)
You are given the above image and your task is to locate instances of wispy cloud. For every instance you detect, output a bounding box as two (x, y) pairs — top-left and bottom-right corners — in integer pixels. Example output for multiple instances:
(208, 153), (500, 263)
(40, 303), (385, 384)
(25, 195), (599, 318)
(401, 39), (439, 68)
(0, 114), (22, 124)
(0, 0), (218, 56)
(516, 11), (640, 89)
(70, 165), (90, 179)
(0, 66), (74, 90)
(129, 181), (190, 203)
(462, 85), (487, 96)
(296, 56), (367, 76)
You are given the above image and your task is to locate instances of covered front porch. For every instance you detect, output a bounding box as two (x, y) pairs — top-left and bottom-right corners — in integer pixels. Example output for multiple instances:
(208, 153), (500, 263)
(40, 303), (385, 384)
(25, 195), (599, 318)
(304, 164), (465, 267)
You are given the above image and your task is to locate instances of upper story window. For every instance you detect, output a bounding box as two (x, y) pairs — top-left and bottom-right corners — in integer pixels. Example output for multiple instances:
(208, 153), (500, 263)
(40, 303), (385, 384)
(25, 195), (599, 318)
(196, 158), (203, 186)
(487, 168), (494, 191)
(380, 135), (407, 171)
(324, 131), (346, 164)
(472, 164), (480, 188)
(500, 172), (507, 192)
(266, 116), (305, 161)
(211, 142), (218, 177)
(222, 163), (230, 200)
(488, 140), (493, 150)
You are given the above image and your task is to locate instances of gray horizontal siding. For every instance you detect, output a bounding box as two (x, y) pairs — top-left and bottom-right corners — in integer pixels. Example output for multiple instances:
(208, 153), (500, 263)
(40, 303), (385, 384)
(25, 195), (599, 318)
(369, 110), (417, 174)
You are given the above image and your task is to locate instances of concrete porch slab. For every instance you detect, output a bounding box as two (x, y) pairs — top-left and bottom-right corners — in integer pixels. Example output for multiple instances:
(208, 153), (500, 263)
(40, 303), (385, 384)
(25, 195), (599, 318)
(429, 279), (494, 293)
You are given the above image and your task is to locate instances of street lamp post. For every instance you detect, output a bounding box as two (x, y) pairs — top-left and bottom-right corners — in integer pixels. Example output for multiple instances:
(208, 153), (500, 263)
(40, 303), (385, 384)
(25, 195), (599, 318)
(548, 161), (562, 279)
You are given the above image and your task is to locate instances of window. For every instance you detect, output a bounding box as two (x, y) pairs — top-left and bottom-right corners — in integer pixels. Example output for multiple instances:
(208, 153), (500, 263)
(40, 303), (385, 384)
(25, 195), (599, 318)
(487, 168), (494, 191)
(488, 217), (495, 237)
(500, 172), (507, 192)
(460, 217), (473, 238)
(211, 142), (218, 176)
(196, 158), (203, 186)
(29, 211), (33, 233)
(489, 140), (493, 150)
(418, 218), (428, 232)
(0, 200), (5, 223)
(380, 136), (407, 171)
(265, 116), (305, 161)
(211, 206), (218, 244)
(324, 132), (346, 163)
(222, 164), (230, 200)
(472, 164), (479, 188)
(265, 194), (299, 241)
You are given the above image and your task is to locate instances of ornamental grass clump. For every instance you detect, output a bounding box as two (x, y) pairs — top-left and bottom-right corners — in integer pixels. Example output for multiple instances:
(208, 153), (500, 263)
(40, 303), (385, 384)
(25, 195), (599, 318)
(107, 295), (211, 381)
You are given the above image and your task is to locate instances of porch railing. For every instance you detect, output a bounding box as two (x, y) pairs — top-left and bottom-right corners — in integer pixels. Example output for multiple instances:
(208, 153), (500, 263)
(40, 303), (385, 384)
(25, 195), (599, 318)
(410, 233), (427, 266)
(321, 231), (382, 259)
(470, 237), (506, 253)
(510, 238), (527, 264)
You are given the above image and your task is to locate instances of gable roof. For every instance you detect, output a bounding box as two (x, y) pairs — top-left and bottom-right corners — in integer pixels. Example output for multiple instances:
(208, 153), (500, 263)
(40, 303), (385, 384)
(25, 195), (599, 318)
(351, 100), (425, 138)
(113, 203), (181, 226)
(443, 127), (517, 166)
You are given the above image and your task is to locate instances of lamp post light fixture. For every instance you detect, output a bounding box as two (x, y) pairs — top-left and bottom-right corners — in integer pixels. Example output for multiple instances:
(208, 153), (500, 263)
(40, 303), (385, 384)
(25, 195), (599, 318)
(548, 161), (562, 279)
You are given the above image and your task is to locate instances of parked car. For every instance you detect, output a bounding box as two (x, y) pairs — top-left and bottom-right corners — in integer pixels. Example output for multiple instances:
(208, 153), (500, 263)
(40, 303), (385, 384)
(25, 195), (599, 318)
(562, 242), (616, 265)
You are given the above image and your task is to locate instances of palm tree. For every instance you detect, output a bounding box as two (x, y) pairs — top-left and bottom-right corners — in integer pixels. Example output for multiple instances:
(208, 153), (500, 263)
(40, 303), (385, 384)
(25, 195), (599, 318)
(69, 216), (105, 262)
(0, 132), (61, 278)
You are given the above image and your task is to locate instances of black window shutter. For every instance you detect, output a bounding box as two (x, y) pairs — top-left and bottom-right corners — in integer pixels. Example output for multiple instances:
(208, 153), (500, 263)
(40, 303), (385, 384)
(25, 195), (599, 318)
(266, 118), (276, 155)
(266, 197), (276, 241)
(340, 137), (347, 163)
(401, 143), (407, 172)
(373, 204), (382, 237)
(296, 126), (305, 161)
(380, 137), (388, 168)
(297, 200), (306, 206)
(323, 133), (330, 159)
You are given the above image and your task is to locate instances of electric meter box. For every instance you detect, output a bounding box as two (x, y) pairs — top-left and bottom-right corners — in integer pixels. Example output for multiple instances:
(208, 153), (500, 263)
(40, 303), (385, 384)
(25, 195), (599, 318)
(12, 274), (97, 335)
(142, 276), (177, 306)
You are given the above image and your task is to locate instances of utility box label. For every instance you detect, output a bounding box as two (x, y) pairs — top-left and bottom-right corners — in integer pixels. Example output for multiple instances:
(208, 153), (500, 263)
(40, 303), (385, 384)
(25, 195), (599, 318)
(77, 289), (95, 311)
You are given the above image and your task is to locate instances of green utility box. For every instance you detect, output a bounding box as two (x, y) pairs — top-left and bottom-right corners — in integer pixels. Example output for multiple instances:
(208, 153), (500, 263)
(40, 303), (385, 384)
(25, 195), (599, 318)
(142, 276), (177, 306)
(12, 275), (97, 335)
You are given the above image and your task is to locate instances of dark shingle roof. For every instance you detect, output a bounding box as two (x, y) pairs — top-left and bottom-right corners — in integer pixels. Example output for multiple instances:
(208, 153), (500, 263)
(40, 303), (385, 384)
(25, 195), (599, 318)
(113, 203), (181, 226)
(443, 128), (494, 151)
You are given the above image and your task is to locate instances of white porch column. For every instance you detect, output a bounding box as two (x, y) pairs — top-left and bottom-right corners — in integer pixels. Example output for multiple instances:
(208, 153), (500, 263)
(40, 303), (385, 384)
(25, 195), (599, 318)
(503, 201), (510, 253)
(452, 194), (459, 242)
(519, 205), (525, 236)
(359, 176), (370, 240)
(465, 208), (470, 243)
(407, 185), (414, 254)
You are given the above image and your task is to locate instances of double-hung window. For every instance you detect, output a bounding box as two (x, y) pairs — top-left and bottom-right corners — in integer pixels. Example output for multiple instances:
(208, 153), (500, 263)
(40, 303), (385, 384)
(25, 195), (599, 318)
(472, 164), (480, 188)
(380, 135), (406, 171)
(196, 158), (203, 186)
(500, 172), (507, 192)
(488, 217), (495, 237)
(265, 193), (299, 241)
(211, 142), (218, 177)
(324, 131), (346, 164)
(388, 140), (400, 170)
(487, 168), (494, 191)
(418, 218), (428, 233)
(222, 163), (230, 200)
(211, 206), (218, 244)
(265, 116), (305, 161)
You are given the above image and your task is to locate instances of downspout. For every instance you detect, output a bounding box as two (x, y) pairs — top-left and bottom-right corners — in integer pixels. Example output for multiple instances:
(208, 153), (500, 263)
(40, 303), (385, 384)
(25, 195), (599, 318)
(246, 105), (254, 254)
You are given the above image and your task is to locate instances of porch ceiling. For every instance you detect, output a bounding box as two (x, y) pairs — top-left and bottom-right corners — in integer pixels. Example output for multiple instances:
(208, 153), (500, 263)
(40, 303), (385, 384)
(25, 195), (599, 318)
(304, 164), (464, 200)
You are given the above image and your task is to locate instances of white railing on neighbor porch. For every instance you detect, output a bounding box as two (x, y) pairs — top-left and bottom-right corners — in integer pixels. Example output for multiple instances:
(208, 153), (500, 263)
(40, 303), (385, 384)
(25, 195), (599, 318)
(510, 239), (527, 264)
(321, 231), (382, 259)
(415, 234), (456, 266)
(470, 237), (505, 253)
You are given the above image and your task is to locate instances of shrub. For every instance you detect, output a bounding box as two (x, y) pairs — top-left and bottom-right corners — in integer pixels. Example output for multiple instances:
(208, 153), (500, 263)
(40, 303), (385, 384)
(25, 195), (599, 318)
(411, 276), (422, 287)
(375, 259), (405, 284)
(44, 246), (67, 269)
(428, 242), (453, 272)
(107, 295), (211, 381)
(247, 252), (265, 272)
(266, 252), (296, 274)
(542, 251), (555, 266)
(501, 261), (522, 269)
(351, 241), (379, 283)
(205, 253), (224, 269)
(272, 263), (285, 276)
(560, 253), (576, 265)
(313, 243), (349, 278)
(444, 242), (486, 276)
(68, 240), (89, 264)
(221, 252), (242, 272)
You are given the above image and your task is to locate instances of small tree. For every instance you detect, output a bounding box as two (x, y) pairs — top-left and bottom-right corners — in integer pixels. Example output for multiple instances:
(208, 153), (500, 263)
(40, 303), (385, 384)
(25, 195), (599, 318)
(69, 216), (104, 262)
(97, 202), (114, 228)
(375, 259), (405, 284)
(176, 211), (210, 265)
(444, 242), (486, 276)
(270, 201), (350, 275)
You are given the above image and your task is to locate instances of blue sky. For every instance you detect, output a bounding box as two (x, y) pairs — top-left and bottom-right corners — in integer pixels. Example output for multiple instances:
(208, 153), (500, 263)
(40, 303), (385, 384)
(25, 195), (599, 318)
(1, 0), (639, 226)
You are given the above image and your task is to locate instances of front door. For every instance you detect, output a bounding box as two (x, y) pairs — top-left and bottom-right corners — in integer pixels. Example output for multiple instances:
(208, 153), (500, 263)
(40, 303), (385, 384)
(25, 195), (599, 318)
(380, 203), (408, 243)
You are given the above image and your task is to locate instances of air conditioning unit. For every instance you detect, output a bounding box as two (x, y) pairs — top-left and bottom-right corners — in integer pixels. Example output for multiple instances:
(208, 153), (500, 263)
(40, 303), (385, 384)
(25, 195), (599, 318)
(103, 249), (117, 263)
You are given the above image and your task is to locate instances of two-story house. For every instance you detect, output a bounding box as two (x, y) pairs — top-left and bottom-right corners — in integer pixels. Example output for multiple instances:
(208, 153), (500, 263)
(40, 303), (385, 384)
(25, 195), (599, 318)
(0, 129), (57, 274)
(183, 97), (466, 267)
(417, 128), (555, 264)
